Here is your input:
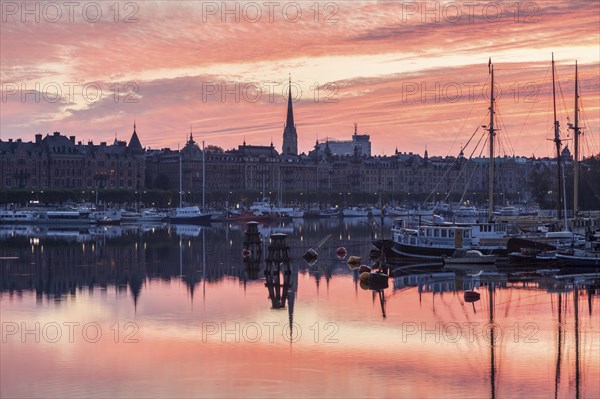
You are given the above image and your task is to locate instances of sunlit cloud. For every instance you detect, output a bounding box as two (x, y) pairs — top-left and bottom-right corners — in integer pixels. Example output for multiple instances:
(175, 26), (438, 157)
(1, 0), (598, 156)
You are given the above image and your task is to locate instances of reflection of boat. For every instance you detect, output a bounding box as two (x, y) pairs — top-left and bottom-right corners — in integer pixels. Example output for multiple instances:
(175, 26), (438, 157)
(442, 249), (497, 265)
(173, 224), (204, 237)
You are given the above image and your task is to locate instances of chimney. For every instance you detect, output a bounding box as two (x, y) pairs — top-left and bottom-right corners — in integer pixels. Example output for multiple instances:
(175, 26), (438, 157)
(69, 136), (75, 143)
(35, 134), (42, 144)
(53, 132), (60, 137)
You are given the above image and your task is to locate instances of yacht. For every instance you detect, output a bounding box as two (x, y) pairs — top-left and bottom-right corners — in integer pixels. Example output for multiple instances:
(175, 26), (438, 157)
(391, 218), (508, 259)
(0, 210), (39, 223)
(168, 206), (212, 225)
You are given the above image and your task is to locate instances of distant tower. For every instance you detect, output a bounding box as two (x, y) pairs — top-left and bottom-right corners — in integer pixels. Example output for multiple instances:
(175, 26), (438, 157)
(282, 76), (298, 155)
(128, 121), (143, 153)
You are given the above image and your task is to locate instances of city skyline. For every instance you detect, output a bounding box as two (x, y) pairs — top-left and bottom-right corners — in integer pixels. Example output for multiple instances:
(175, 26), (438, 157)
(1, 1), (599, 158)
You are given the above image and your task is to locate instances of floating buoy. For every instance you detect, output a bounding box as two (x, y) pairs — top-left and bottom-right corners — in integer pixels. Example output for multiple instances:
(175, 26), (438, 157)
(464, 290), (481, 302)
(358, 265), (371, 274)
(242, 248), (251, 258)
(302, 248), (318, 263)
(359, 272), (370, 283)
(368, 272), (389, 290)
(347, 255), (362, 265)
(336, 246), (347, 259)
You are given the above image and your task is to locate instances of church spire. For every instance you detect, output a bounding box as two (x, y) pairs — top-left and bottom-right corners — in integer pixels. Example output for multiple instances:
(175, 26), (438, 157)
(282, 74), (298, 155)
(285, 75), (295, 128)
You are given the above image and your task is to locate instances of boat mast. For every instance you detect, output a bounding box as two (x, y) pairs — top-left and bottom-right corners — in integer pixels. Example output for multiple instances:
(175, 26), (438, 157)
(202, 140), (206, 212)
(570, 61), (581, 215)
(179, 144), (183, 208)
(552, 53), (563, 222)
(487, 60), (496, 222)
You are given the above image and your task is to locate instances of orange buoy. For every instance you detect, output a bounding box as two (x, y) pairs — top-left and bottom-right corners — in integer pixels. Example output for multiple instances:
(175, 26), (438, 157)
(358, 265), (371, 274)
(359, 272), (370, 283)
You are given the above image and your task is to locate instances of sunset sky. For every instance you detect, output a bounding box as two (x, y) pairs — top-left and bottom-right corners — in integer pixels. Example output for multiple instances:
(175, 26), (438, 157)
(1, 0), (599, 157)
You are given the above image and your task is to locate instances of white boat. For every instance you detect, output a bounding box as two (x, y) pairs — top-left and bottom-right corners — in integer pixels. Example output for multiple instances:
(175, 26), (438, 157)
(391, 218), (509, 260)
(0, 210), (39, 223)
(168, 206), (212, 224)
(38, 210), (93, 225)
(249, 198), (301, 218)
(89, 209), (122, 224)
(454, 206), (478, 218)
(140, 209), (166, 222)
(499, 206), (520, 216)
(168, 145), (212, 225)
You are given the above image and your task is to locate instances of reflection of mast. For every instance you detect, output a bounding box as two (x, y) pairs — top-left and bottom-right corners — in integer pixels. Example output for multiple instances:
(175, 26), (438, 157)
(489, 283), (496, 399)
(574, 285), (580, 399)
(378, 290), (386, 318)
(202, 229), (206, 301)
(554, 292), (563, 399)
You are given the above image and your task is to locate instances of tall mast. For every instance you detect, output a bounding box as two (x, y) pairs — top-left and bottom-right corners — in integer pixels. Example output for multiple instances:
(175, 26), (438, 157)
(572, 61), (581, 215)
(179, 143), (183, 208)
(487, 61), (496, 222)
(202, 140), (206, 212)
(552, 53), (563, 222)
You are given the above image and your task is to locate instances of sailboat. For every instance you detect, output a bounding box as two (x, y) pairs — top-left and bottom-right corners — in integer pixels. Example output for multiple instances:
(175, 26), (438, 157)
(168, 140), (212, 225)
(391, 59), (509, 259)
(545, 54), (578, 243)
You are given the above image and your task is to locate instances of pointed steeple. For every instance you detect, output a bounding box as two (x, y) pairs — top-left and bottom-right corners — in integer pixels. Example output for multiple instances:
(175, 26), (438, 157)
(128, 121), (143, 153)
(282, 74), (298, 155)
(286, 75), (295, 128)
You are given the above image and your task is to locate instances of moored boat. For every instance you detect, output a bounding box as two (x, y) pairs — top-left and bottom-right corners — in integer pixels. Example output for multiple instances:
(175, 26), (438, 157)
(556, 249), (600, 267)
(168, 206), (212, 225)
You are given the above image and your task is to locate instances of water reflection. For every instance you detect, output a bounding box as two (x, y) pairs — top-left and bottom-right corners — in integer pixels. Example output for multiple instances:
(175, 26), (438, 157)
(1, 220), (599, 398)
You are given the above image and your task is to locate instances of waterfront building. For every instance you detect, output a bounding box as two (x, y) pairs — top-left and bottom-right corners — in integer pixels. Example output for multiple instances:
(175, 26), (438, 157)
(0, 126), (145, 191)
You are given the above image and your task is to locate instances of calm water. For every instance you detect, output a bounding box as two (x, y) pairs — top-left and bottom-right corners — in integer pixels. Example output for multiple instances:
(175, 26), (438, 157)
(1, 219), (599, 398)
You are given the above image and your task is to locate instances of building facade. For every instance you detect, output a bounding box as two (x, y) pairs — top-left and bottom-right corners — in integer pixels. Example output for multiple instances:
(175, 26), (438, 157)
(0, 126), (145, 191)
